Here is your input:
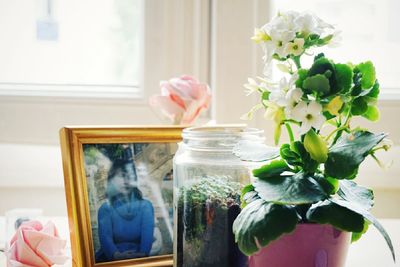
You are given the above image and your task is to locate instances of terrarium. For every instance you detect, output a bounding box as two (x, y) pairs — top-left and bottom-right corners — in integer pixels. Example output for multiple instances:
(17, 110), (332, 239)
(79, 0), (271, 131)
(173, 126), (267, 267)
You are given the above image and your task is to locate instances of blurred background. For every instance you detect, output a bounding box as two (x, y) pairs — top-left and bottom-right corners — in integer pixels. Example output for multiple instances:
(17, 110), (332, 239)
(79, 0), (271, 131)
(0, 0), (399, 227)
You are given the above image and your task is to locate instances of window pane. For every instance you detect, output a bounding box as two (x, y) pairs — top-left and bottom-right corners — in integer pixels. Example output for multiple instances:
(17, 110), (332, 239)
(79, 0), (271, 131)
(271, 0), (400, 89)
(0, 0), (141, 87)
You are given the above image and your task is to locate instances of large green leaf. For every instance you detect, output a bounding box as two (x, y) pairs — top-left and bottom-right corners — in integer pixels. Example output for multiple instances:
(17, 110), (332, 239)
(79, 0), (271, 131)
(303, 74), (330, 95)
(335, 63), (353, 93)
(329, 198), (396, 262)
(253, 159), (290, 179)
(325, 131), (386, 179)
(254, 172), (327, 205)
(338, 180), (374, 211)
(351, 97), (368, 116)
(306, 200), (365, 232)
(232, 199), (299, 256)
(362, 105), (380, 122)
(356, 61), (376, 89)
(352, 220), (369, 243)
(233, 140), (280, 162)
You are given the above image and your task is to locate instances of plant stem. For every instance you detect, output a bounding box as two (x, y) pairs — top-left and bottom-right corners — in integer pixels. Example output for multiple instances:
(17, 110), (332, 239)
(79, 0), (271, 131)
(291, 56), (302, 70)
(285, 122), (295, 143)
(332, 108), (352, 145)
(325, 124), (349, 142)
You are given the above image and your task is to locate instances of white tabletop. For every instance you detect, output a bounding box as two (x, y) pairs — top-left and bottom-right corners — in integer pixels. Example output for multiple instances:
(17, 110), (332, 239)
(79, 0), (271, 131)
(1, 217), (399, 266)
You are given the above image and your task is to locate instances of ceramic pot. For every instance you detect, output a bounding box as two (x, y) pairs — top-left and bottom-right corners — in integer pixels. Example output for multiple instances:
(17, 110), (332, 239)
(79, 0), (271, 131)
(249, 224), (351, 267)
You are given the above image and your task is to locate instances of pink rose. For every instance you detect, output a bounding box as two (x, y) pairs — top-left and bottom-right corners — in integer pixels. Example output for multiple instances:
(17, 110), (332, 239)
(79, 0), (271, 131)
(7, 220), (68, 267)
(149, 75), (211, 125)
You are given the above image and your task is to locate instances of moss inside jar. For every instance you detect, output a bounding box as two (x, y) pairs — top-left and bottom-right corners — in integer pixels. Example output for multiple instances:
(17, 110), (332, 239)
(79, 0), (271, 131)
(176, 175), (247, 267)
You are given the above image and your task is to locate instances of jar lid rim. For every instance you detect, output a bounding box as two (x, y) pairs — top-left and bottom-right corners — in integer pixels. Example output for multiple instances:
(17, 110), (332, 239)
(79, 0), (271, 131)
(182, 125), (264, 138)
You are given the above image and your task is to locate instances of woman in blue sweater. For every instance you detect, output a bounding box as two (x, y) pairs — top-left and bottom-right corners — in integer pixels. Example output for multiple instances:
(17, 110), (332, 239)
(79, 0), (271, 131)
(95, 160), (155, 262)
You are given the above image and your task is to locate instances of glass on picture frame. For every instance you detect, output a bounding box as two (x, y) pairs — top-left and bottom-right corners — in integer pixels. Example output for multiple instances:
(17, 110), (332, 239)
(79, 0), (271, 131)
(83, 143), (175, 263)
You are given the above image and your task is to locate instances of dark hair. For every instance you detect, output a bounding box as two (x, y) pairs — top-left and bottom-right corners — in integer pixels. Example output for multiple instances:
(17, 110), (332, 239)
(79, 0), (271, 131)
(107, 159), (143, 202)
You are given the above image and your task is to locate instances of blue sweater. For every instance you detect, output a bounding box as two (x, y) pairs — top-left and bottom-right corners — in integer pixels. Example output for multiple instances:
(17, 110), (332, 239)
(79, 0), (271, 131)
(96, 196), (154, 261)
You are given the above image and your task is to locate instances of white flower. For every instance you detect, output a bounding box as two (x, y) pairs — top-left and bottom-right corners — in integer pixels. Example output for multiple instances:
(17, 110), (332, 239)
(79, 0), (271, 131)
(327, 30), (342, 48)
(284, 38), (305, 56)
(269, 29), (296, 58)
(269, 77), (291, 106)
(294, 12), (333, 35)
(291, 101), (326, 134)
(244, 78), (259, 96)
(268, 74), (300, 108)
(285, 88), (303, 118)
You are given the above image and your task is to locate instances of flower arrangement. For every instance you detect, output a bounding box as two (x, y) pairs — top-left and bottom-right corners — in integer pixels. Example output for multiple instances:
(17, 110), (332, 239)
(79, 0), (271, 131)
(232, 11), (395, 261)
(149, 75), (211, 125)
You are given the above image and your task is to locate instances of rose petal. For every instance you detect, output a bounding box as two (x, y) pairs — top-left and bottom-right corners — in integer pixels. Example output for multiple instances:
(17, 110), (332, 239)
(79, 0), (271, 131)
(7, 258), (36, 267)
(14, 230), (48, 267)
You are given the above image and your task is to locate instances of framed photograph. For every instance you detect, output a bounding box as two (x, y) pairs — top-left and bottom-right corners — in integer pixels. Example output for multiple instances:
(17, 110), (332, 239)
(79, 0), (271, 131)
(60, 126), (183, 267)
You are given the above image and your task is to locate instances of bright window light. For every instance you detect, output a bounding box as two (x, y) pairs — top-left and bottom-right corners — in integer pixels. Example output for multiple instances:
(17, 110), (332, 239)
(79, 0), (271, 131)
(0, 0), (142, 97)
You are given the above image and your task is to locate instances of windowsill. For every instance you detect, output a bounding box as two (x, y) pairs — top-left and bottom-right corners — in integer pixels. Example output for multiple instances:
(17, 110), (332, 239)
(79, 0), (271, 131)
(0, 217), (398, 266)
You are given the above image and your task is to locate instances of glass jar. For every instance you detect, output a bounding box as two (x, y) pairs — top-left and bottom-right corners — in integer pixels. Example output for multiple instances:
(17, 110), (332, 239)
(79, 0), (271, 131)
(173, 126), (264, 267)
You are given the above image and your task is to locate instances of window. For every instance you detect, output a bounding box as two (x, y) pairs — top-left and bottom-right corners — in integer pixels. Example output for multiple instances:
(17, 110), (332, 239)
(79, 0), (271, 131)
(0, 0), (142, 98)
(271, 0), (400, 98)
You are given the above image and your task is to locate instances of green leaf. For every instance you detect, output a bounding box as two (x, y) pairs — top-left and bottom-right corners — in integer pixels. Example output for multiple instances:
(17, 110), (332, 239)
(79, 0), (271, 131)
(241, 184), (259, 208)
(304, 129), (328, 163)
(296, 69), (309, 88)
(367, 81), (380, 98)
(253, 159), (290, 179)
(335, 63), (353, 93)
(362, 105), (380, 122)
(325, 131), (387, 179)
(280, 144), (302, 167)
(292, 141), (319, 173)
(308, 57), (337, 93)
(233, 199), (299, 256)
(329, 198), (396, 262)
(351, 97), (368, 115)
(338, 180), (374, 211)
(233, 140), (280, 162)
(303, 74), (330, 95)
(313, 174), (338, 195)
(254, 172), (327, 205)
(352, 220), (369, 243)
(306, 200), (365, 232)
(356, 61), (376, 89)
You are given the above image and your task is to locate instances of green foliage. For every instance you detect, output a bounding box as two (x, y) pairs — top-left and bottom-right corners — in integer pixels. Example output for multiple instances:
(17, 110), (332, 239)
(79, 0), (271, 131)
(303, 74), (330, 95)
(362, 105), (380, 121)
(338, 180), (374, 211)
(296, 68), (309, 88)
(352, 220), (369, 242)
(232, 199), (299, 256)
(325, 131), (386, 179)
(306, 200), (365, 232)
(356, 61), (376, 89)
(335, 63), (353, 93)
(351, 97), (368, 115)
(252, 159), (290, 179)
(254, 172), (327, 205)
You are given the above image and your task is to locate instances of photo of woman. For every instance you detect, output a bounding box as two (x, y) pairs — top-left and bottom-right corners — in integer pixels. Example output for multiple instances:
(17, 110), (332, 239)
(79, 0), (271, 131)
(95, 159), (154, 262)
(83, 143), (175, 263)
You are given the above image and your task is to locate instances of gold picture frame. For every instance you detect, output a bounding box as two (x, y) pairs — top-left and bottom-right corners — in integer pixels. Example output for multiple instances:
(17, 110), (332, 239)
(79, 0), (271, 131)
(60, 126), (183, 267)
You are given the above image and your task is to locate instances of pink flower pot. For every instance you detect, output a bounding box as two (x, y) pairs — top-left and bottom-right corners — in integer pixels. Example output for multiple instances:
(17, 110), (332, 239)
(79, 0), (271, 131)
(249, 224), (351, 267)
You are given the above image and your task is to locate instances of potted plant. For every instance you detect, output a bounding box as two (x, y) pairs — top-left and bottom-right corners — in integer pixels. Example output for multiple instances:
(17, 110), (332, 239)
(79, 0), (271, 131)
(232, 11), (396, 267)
